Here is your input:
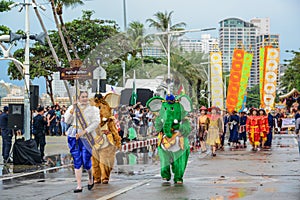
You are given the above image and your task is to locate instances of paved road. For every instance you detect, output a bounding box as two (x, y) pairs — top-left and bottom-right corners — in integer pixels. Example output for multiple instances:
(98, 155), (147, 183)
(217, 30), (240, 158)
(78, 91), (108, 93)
(0, 135), (299, 200)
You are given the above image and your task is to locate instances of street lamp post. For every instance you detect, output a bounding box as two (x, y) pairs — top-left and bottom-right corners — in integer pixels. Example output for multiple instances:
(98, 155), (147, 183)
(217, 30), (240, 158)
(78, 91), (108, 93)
(199, 61), (211, 107)
(121, 60), (126, 87)
(123, 0), (127, 31)
(7, 0), (45, 140)
(23, 0), (31, 141)
(224, 74), (230, 109)
(153, 27), (216, 93)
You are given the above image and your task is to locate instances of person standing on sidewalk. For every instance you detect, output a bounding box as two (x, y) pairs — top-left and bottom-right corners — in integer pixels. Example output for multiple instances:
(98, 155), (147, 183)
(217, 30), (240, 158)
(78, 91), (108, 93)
(64, 90), (100, 193)
(206, 106), (223, 157)
(0, 106), (13, 163)
(32, 106), (48, 162)
(47, 106), (57, 136)
(197, 106), (209, 153)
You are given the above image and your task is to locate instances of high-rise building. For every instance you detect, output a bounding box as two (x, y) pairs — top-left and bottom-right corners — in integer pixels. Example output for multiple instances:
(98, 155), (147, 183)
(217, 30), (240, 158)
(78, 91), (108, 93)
(52, 72), (68, 97)
(219, 17), (280, 89)
(252, 34), (280, 88)
(219, 18), (257, 72)
(250, 17), (270, 35)
(142, 40), (166, 57)
(179, 34), (219, 53)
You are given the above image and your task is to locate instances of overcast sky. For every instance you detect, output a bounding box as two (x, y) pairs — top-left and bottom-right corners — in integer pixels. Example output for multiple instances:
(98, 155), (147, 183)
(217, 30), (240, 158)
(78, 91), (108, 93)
(0, 0), (299, 93)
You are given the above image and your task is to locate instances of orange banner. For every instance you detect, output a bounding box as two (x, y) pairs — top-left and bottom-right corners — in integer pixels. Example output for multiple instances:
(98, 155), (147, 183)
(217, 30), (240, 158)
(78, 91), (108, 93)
(226, 49), (244, 112)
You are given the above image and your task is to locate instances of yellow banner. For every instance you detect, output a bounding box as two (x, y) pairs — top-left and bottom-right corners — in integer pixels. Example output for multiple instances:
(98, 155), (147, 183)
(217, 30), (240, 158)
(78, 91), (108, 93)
(262, 47), (279, 113)
(210, 52), (224, 110)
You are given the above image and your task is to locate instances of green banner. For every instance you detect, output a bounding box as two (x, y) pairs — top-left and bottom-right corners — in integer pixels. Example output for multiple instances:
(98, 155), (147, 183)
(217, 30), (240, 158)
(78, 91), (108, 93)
(259, 47), (265, 106)
(235, 52), (253, 111)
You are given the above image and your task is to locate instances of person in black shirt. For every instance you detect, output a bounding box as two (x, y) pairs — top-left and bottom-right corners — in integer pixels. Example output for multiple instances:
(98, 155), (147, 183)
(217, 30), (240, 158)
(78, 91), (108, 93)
(33, 106), (48, 162)
(0, 106), (13, 163)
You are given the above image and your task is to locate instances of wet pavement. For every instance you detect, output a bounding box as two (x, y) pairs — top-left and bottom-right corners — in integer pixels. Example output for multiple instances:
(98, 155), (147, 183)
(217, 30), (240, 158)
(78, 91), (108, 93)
(0, 134), (299, 199)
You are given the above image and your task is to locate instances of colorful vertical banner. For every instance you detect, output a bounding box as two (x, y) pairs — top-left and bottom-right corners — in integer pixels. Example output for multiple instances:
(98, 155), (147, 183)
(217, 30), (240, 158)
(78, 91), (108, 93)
(226, 49), (244, 113)
(235, 52), (253, 111)
(259, 47), (265, 107)
(262, 47), (280, 112)
(210, 52), (224, 110)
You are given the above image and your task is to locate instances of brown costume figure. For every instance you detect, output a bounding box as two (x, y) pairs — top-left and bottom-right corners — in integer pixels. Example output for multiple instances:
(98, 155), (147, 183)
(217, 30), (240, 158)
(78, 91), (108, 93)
(91, 93), (121, 184)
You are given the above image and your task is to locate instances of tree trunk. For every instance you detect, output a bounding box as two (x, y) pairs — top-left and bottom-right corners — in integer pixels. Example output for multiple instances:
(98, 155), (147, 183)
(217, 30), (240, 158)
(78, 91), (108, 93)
(50, 0), (72, 62)
(58, 13), (80, 59)
(45, 75), (55, 105)
(33, 0), (72, 103)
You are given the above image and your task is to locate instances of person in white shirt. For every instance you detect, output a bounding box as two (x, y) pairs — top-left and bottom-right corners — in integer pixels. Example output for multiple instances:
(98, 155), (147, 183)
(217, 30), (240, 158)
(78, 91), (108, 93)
(64, 90), (100, 193)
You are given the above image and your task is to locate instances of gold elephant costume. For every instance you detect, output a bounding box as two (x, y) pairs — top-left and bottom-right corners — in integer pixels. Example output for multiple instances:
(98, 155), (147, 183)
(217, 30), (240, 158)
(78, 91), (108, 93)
(90, 93), (121, 184)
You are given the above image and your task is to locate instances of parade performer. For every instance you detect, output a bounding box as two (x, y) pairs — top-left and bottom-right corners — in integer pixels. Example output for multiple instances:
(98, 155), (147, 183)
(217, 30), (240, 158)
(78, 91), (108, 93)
(198, 106), (209, 153)
(246, 108), (260, 151)
(64, 90), (100, 193)
(90, 93), (121, 184)
(228, 111), (240, 148)
(238, 111), (247, 148)
(146, 94), (192, 184)
(258, 108), (269, 148)
(206, 106), (223, 156)
(264, 109), (278, 149)
(220, 111), (229, 151)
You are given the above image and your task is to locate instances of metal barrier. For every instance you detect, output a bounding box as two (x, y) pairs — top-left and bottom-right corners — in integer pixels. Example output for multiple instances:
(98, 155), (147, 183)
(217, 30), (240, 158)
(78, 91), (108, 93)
(121, 138), (158, 152)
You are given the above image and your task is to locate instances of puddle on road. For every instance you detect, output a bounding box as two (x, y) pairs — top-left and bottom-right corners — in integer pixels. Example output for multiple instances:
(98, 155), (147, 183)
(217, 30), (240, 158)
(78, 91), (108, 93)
(0, 153), (73, 176)
(0, 147), (156, 177)
(227, 187), (258, 199)
(116, 147), (157, 166)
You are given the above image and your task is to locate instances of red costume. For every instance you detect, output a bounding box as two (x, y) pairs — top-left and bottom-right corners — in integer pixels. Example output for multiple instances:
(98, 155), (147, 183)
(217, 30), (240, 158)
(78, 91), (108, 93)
(246, 116), (260, 146)
(258, 115), (269, 143)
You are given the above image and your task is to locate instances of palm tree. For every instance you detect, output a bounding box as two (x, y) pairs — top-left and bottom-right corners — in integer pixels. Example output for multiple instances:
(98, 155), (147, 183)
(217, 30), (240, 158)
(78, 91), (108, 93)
(146, 11), (186, 53)
(33, 0), (72, 103)
(55, 0), (85, 59)
(127, 21), (149, 58)
(49, 0), (72, 61)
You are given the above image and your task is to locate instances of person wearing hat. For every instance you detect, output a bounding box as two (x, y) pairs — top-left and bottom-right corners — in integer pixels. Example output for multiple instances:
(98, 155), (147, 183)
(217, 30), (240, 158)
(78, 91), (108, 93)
(206, 106), (223, 157)
(0, 106), (13, 163)
(246, 108), (260, 151)
(32, 106), (48, 162)
(258, 108), (269, 148)
(197, 106), (209, 153)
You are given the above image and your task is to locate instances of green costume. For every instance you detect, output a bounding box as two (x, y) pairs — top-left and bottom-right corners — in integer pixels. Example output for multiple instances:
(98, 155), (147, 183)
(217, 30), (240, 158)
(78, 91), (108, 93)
(146, 94), (192, 183)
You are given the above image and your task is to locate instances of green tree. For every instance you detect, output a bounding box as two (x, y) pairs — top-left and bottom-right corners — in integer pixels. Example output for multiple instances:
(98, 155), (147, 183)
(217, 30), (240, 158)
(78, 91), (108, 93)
(7, 11), (119, 103)
(146, 11), (186, 53)
(0, 0), (12, 12)
(246, 84), (260, 108)
(54, 0), (85, 59)
(127, 21), (152, 58)
(170, 50), (209, 106)
(281, 49), (300, 92)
